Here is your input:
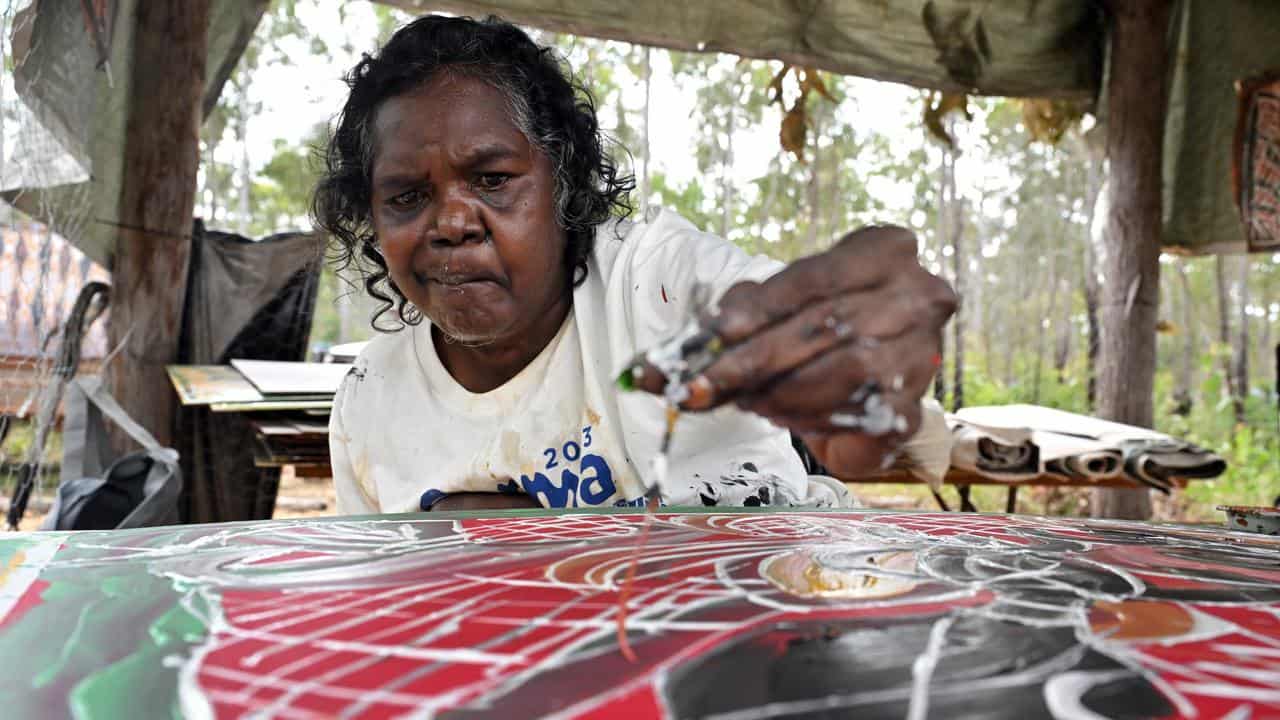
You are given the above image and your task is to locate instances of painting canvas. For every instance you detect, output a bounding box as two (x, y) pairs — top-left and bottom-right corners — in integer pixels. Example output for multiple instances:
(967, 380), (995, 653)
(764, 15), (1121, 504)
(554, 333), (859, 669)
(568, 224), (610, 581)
(1, 509), (1278, 718)
(230, 359), (352, 396)
(166, 365), (265, 405)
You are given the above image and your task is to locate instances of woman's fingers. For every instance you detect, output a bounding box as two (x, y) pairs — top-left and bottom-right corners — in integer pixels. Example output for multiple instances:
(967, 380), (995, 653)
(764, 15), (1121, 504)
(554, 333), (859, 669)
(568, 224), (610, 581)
(732, 327), (939, 420)
(711, 225), (919, 343)
(681, 285), (925, 409)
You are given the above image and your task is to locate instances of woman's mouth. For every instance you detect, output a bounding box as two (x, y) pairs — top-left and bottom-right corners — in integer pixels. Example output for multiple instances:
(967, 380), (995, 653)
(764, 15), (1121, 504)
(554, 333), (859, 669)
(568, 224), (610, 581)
(416, 270), (504, 289)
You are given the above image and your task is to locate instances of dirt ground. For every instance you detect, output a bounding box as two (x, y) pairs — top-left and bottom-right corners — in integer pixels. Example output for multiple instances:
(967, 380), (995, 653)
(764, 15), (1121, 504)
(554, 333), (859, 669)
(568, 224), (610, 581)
(271, 466), (338, 519)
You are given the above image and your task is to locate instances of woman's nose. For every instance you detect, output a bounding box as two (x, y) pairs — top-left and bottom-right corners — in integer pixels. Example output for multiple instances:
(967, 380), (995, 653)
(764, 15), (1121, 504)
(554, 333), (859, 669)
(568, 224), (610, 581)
(429, 191), (484, 247)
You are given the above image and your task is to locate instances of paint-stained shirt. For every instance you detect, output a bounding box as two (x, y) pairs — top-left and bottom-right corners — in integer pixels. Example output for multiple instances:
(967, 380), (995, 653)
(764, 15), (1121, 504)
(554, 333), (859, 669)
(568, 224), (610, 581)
(329, 209), (945, 513)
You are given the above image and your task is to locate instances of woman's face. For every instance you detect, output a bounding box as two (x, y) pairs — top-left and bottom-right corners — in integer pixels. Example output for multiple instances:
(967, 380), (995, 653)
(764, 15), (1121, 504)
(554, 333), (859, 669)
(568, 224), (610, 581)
(368, 73), (569, 346)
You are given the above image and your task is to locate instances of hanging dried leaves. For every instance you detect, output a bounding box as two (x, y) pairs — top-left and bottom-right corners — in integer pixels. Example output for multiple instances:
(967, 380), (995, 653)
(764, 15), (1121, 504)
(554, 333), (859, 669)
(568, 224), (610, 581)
(1020, 98), (1088, 145)
(922, 91), (973, 150)
(768, 65), (836, 162)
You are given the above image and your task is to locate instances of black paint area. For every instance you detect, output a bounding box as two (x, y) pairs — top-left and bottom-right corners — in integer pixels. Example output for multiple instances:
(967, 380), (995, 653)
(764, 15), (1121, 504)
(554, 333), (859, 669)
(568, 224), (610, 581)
(662, 614), (1172, 720)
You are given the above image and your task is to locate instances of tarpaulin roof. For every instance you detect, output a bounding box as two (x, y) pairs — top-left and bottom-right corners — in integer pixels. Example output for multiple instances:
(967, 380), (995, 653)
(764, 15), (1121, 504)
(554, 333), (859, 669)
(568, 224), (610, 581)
(378, 0), (1105, 100)
(5, 0), (1280, 259)
(1, 0), (268, 266)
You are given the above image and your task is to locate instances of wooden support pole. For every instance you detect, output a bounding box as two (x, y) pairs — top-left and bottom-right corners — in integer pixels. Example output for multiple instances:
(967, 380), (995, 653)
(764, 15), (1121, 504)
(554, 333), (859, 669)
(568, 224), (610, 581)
(1092, 0), (1172, 520)
(105, 1), (211, 452)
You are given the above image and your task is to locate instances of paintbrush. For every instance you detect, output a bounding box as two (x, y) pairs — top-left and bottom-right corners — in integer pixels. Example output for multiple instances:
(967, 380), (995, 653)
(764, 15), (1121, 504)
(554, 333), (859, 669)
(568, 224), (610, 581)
(616, 314), (726, 501)
(615, 323), (724, 396)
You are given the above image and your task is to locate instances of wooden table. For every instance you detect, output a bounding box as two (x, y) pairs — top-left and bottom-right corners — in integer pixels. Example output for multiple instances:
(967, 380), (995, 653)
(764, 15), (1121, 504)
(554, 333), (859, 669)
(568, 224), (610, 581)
(851, 467), (1191, 513)
(245, 422), (1201, 512)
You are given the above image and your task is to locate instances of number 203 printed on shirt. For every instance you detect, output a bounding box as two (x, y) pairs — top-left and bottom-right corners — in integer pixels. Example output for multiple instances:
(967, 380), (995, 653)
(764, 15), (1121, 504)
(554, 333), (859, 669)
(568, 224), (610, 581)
(512, 426), (618, 507)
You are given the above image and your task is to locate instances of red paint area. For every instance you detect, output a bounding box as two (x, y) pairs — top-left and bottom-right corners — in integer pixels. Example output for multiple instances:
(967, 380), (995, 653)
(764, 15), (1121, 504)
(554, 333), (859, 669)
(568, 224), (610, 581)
(185, 512), (1280, 718)
(0, 579), (49, 631)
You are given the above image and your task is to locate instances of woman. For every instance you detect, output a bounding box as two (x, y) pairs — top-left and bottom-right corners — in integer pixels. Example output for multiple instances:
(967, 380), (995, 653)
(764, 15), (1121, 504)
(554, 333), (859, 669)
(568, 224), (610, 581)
(313, 15), (956, 513)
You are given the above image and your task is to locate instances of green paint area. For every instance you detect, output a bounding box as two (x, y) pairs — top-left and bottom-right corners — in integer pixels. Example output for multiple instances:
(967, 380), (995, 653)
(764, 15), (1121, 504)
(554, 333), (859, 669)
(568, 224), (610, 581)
(0, 539), (210, 720)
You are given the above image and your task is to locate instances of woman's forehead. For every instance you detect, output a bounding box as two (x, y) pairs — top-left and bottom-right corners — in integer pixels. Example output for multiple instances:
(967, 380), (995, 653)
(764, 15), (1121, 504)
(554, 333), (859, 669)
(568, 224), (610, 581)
(371, 74), (532, 170)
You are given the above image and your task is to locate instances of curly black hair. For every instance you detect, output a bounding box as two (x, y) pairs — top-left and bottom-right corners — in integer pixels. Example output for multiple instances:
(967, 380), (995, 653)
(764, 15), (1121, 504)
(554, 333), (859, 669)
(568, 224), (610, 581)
(312, 15), (635, 331)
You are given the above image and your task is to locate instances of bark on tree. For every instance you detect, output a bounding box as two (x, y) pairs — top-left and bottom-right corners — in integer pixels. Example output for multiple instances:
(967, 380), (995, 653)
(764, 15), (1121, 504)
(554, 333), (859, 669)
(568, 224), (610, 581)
(1034, 237), (1058, 405)
(973, 197), (993, 380)
(753, 157), (781, 255)
(1260, 270), (1274, 381)
(933, 140), (952, 405)
(1174, 260), (1195, 415)
(1216, 254), (1244, 423)
(1054, 275), (1072, 381)
(803, 104), (824, 254)
(1081, 130), (1104, 411)
(1092, 0), (1171, 520)
(951, 197), (965, 411)
(639, 46), (651, 218)
(1084, 247), (1101, 409)
(719, 71), (738, 239)
(1234, 255), (1250, 408)
(236, 80), (251, 234)
(106, 0), (211, 453)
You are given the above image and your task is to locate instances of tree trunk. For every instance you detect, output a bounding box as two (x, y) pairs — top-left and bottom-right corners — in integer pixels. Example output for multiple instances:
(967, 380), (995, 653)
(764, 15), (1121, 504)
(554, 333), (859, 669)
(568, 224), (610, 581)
(1092, 0), (1171, 520)
(972, 207), (993, 381)
(951, 199), (965, 411)
(1035, 239), (1058, 404)
(933, 143), (951, 405)
(106, 0), (210, 454)
(754, 157), (781, 255)
(1054, 274), (1072, 381)
(0, 19), (6, 184)
(1173, 260), (1195, 414)
(824, 149), (842, 248)
(639, 46), (651, 218)
(203, 137), (218, 223)
(719, 72), (737, 239)
(1005, 238), (1020, 388)
(236, 80), (251, 234)
(1084, 258), (1101, 410)
(1260, 270), (1274, 386)
(1216, 254), (1244, 423)
(1082, 130), (1104, 411)
(804, 107), (824, 254)
(1234, 254), (1251, 409)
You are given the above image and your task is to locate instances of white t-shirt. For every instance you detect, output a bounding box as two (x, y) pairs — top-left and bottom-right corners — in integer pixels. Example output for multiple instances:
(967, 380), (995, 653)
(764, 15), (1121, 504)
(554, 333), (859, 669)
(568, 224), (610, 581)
(330, 209), (946, 514)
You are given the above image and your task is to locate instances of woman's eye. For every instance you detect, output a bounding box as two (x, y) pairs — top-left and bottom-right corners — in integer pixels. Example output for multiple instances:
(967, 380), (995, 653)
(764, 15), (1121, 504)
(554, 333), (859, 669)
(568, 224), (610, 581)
(388, 190), (424, 209)
(475, 173), (510, 192)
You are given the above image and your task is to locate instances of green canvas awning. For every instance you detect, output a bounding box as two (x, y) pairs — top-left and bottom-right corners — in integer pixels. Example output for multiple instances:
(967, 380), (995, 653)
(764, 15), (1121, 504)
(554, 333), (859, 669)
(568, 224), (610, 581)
(378, 0), (1105, 100)
(6, 0), (1280, 260)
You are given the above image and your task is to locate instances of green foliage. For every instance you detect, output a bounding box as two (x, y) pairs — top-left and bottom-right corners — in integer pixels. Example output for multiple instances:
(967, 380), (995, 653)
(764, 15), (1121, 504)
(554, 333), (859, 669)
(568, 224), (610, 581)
(0, 421), (63, 492)
(252, 124), (328, 234)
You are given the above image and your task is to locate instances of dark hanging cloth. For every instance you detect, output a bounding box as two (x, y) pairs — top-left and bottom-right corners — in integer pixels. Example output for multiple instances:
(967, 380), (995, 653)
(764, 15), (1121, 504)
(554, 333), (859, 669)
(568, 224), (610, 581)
(1233, 71), (1280, 252)
(176, 220), (323, 523)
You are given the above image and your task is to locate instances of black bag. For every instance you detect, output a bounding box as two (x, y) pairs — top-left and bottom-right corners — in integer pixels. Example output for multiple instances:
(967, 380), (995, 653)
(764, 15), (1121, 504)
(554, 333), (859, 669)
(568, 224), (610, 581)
(41, 376), (182, 530)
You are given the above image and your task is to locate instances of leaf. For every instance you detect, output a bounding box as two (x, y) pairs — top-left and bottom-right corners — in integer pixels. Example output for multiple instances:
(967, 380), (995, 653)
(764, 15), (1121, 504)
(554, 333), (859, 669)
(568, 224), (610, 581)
(1020, 99), (1087, 146)
(767, 64), (791, 106)
(780, 102), (807, 162)
(801, 68), (836, 103)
